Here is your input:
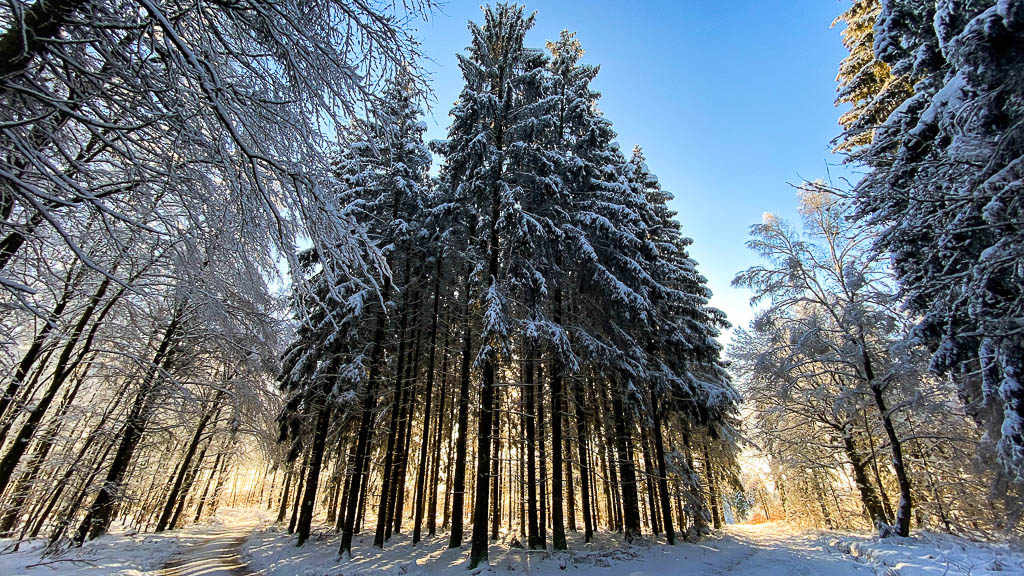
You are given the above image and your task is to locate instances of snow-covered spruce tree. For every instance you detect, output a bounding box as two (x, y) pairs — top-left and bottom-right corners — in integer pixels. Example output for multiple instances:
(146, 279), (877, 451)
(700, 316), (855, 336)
(625, 147), (739, 543)
(849, 1), (1024, 480)
(734, 186), (916, 536)
(277, 80), (431, 554)
(832, 0), (913, 152)
(433, 4), (553, 566)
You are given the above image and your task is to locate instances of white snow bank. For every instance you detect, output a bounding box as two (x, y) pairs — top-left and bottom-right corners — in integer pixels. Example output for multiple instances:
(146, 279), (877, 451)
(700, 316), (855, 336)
(0, 530), (188, 576)
(828, 531), (1024, 575)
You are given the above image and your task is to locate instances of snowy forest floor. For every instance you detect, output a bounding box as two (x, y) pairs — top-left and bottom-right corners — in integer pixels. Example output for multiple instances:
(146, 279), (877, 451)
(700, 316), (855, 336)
(2, 509), (1022, 575)
(243, 519), (1024, 576)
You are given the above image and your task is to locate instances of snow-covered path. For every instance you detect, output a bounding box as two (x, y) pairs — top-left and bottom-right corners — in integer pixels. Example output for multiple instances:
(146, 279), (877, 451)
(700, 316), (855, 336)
(154, 522), (257, 576)
(681, 523), (875, 576)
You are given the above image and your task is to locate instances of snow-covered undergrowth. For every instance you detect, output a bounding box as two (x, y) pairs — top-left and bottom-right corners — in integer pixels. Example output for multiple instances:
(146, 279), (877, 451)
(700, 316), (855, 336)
(0, 529), (192, 576)
(0, 507), (268, 576)
(244, 521), (876, 576)
(829, 531), (1024, 576)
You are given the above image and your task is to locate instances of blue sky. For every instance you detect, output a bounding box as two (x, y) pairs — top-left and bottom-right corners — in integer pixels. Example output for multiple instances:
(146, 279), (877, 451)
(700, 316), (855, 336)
(414, 1), (855, 340)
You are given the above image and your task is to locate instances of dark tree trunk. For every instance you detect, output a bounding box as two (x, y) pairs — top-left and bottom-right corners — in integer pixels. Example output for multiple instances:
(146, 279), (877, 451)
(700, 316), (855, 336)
(549, 364), (567, 549)
(651, 397), (675, 544)
(470, 326), (497, 567)
(376, 284), (412, 547)
(193, 450), (223, 524)
(841, 427), (889, 528)
(610, 386), (641, 542)
(169, 432), (214, 530)
(391, 318), (422, 537)
(0, 274), (111, 496)
(413, 260), (443, 544)
(0, 266), (79, 435)
(524, 359), (541, 549)
(703, 443), (721, 530)
(426, 314), (452, 537)
(277, 466), (294, 524)
(538, 368), (548, 540)
(640, 428), (660, 535)
(448, 272), (474, 549)
(297, 402), (332, 546)
(574, 380), (594, 542)
(489, 386), (501, 540)
(288, 450), (309, 534)
(861, 339), (912, 537)
(156, 394), (222, 532)
(338, 306), (387, 556)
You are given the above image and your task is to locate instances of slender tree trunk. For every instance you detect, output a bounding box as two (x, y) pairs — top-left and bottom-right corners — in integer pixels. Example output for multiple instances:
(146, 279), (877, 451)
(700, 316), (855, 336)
(427, 314), (451, 537)
(549, 362), (567, 550)
(0, 266), (78, 432)
(73, 311), (180, 544)
(841, 426), (888, 528)
(610, 383), (641, 542)
(538, 367), (548, 540)
(391, 320), (422, 537)
(277, 466), (294, 524)
(338, 303), (387, 556)
(524, 359), (541, 549)
(703, 443), (721, 530)
(374, 294), (410, 547)
(651, 396), (675, 544)
(448, 274), (474, 549)
(860, 339), (912, 536)
(574, 380), (594, 542)
(193, 450), (223, 524)
(169, 432), (214, 530)
(564, 422), (577, 532)
(640, 428), (660, 535)
(156, 394), (222, 532)
(288, 450), (309, 534)
(297, 402), (332, 546)
(489, 386), (502, 540)
(0, 275), (112, 496)
(413, 260), (443, 544)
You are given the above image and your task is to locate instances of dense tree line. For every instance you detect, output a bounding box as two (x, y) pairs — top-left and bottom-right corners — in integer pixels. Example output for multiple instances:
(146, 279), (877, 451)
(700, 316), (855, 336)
(274, 5), (739, 567)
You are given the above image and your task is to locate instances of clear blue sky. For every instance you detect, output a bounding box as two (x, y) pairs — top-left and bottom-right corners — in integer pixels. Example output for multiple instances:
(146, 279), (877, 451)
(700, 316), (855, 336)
(414, 1), (854, 340)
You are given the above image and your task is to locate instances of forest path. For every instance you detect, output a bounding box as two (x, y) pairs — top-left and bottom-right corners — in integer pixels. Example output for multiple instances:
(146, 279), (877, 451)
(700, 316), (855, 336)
(153, 520), (259, 576)
(688, 522), (875, 576)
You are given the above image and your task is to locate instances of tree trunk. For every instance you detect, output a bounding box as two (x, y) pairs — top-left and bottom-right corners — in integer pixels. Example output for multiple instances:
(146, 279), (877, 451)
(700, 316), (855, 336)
(549, 363), (567, 550)
(73, 311), (180, 544)
(651, 396), (675, 544)
(156, 394), (222, 532)
(427, 314), (452, 537)
(841, 427), (889, 528)
(860, 339), (912, 536)
(413, 260), (443, 544)
(297, 403), (332, 546)
(288, 450), (309, 534)
(610, 382), (641, 542)
(489, 386), (502, 540)
(448, 277), (474, 549)
(574, 380), (594, 542)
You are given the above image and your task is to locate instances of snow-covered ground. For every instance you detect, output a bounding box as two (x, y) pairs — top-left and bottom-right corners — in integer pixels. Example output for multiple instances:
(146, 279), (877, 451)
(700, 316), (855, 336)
(828, 530), (1024, 575)
(5, 511), (1020, 575)
(242, 521), (893, 576)
(0, 508), (269, 576)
